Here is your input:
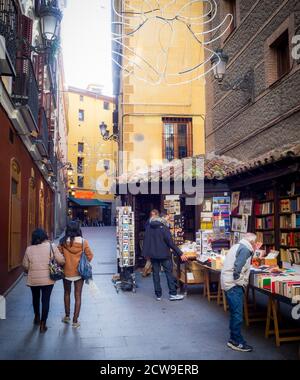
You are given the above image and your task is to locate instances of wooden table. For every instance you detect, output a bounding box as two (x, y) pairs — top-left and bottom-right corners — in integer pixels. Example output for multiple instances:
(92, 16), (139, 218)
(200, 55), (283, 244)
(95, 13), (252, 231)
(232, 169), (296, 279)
(248, 285), (300, 347)
(195, 262), (228, 311)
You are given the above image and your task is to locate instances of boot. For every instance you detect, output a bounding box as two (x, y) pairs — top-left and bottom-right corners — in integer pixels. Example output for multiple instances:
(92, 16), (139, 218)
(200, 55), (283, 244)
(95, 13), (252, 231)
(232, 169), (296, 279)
(33, 315), (40, 326)
(40, 321), (48, 333)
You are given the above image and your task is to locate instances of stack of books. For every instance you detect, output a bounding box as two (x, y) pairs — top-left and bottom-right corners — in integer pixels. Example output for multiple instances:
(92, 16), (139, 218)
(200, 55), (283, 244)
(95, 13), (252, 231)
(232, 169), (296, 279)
(252, 271), (300, 299)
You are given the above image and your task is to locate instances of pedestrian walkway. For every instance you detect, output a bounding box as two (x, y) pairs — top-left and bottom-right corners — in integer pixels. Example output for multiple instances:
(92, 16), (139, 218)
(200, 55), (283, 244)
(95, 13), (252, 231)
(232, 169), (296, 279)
(0, 227), (298, 360)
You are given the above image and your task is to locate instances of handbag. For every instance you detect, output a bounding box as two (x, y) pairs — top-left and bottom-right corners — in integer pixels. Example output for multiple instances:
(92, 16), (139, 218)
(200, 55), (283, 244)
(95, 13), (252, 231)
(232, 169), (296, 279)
(78, 240), (93, 283)
(49, 243), (64, 281)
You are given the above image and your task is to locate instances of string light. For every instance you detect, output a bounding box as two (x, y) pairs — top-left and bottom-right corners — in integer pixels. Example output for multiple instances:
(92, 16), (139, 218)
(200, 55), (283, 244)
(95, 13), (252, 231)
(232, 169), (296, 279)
(112, 0), (233, 86)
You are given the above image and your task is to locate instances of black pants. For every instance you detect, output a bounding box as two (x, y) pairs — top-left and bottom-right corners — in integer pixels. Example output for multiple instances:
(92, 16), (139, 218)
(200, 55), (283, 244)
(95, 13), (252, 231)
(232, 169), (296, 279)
(30, 285), (54, 323)
(151, 258), (177, 297)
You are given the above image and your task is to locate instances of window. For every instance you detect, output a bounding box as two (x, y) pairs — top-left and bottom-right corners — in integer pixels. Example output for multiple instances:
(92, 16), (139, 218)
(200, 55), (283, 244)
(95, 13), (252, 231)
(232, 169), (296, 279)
(78, 142), (84, 153)
(80, 95), (84, 102)
(162, 119), (193, 161)
(104, 160), (110, 171)
(222, 0), (237, 39)
(103, 101), (110, 110)
(271, 30), (290, 80)
(78, 109), (84, 121)
(77, 157), (84, 174)
(78, 176), (84, 188)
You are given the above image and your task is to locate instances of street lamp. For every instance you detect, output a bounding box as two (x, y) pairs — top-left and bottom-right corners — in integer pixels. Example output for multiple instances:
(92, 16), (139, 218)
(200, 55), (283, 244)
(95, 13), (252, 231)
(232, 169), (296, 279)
(210, 48), (255, 102)
(70, 180), (75, 190)
(39, 1), (63, 43)
(99, 122), (119, 142)
(67, 165), (74, 177)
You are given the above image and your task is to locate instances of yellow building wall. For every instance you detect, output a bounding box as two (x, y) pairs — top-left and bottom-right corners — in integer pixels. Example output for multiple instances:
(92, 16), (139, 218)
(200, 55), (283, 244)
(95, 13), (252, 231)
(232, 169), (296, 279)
(120, 0), (206, 173)
(67, 90), (116, 201)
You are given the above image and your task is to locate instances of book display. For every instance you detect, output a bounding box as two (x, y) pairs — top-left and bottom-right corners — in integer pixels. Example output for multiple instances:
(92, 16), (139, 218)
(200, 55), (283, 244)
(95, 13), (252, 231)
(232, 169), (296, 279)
(116, 206), (135, 267)
(279, 181), (300, 265)
(212, 196), (231, 238)
(164, 196), (184, 245)
(196, 229), (214, 255)
(252, 269), (300, 300)
(254, 190), (275, 253)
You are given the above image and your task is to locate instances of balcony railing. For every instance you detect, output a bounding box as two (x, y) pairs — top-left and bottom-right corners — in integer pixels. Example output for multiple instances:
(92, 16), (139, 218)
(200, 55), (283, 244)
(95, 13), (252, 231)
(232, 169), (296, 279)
(0, 0), (18, 75)
(12, 57), (39, 130)
(48, 136), (55, 168)
(37, 107), (49, 157)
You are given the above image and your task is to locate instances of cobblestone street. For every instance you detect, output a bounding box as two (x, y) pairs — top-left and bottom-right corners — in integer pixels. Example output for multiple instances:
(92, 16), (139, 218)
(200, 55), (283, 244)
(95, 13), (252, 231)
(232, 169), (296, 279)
(0, 227), (298, 360)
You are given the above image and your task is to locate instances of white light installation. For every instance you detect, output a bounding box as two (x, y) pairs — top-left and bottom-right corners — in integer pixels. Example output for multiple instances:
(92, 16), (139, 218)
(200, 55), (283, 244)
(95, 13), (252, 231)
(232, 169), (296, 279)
(112, 0), (233, 86)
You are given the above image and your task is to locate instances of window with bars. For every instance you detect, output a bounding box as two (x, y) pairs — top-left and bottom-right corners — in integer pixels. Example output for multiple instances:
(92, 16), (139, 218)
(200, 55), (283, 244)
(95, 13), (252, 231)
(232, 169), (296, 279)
(78, 109), (84, 121)
(78, 142), (84, 153)
(77, 157), (84, 174)
(162, 119), (192, 161)
(77, 176), (84, 188)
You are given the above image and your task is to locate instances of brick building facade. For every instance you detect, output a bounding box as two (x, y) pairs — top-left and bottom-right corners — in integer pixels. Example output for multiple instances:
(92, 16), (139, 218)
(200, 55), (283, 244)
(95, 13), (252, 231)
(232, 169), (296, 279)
(205, 0), (300, 160)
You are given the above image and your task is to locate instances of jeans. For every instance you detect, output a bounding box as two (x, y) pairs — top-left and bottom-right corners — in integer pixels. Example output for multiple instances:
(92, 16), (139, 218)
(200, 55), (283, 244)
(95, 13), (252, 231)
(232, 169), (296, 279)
(30, 285), (54, 323)
(151, 258), (177, 297)
(63, 279), (84, 323)
(225, 286), (245, 345)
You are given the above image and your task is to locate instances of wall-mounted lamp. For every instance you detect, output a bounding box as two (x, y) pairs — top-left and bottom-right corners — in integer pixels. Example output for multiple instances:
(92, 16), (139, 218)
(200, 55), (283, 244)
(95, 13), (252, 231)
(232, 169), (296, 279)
(99, 122), (119, 142)
(211, 48), (255, 102)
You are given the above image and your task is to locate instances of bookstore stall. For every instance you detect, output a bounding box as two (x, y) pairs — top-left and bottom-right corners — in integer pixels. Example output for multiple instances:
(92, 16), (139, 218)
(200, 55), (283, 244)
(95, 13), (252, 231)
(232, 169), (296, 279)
(116, 148), (300, 346)
(176, 151), (300, 347)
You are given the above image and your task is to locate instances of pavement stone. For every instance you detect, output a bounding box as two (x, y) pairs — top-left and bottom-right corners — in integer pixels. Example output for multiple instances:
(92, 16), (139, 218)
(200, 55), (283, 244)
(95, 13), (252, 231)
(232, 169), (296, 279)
(0, 227), (299, 360)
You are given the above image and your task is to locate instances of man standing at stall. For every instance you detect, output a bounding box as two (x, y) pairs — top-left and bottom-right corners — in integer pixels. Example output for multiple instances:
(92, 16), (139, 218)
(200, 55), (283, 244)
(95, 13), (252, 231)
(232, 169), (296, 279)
(221, 233), (259, 353)
(142, 213), (188, 301)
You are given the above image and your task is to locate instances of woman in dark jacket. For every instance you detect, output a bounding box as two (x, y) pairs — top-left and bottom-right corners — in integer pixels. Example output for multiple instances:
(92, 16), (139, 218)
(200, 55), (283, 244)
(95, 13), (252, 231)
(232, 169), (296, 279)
(142, 216), (187, 301)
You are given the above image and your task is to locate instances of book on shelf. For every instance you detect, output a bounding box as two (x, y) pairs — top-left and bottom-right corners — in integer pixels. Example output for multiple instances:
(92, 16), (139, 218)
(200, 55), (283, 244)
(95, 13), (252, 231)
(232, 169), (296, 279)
(280, 214), (300, 228)
(280, 198), (300, 213)
(255, 201), (274, 215)
(255, 216), (274, 230)
(280, 232), (300, 247)
(256, 231), (275, 245)
(280, 248), (300, 265)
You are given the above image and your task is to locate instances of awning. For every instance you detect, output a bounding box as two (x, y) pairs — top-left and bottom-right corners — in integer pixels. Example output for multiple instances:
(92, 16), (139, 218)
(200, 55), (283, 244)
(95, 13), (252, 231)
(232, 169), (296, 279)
(68, 197), (111, 208)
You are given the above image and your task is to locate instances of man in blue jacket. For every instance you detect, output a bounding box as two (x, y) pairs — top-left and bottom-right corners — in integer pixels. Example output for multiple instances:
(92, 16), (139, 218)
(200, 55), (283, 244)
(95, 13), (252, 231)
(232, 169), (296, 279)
(142, 215), (188, 301)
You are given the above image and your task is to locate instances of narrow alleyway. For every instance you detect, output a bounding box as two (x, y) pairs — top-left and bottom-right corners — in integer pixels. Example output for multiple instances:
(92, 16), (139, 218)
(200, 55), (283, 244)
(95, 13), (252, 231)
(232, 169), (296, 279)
(0, 227), (298, 360)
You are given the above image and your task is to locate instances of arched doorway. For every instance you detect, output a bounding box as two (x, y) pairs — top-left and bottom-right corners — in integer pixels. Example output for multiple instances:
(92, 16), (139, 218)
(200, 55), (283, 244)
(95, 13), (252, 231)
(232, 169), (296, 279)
(9, 158), (22, 270)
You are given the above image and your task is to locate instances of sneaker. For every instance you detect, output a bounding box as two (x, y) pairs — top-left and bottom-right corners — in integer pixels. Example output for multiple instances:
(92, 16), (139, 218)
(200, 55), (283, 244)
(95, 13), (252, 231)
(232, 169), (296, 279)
(156, 297), (162, 301)
(72, 321), (81, 328)
(227, 341), (253, 352)
(62, 316), (71, 324)
(169, 294), (184, 301)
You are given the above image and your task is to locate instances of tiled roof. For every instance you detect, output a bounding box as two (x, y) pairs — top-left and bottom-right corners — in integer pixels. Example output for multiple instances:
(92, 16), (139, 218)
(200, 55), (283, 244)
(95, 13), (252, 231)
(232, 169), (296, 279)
(117, 142), (300, 185)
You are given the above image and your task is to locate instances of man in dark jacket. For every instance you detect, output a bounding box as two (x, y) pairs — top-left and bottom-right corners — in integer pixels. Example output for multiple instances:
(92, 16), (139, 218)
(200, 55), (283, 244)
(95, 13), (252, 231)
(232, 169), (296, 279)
(142, 216), (188, 301)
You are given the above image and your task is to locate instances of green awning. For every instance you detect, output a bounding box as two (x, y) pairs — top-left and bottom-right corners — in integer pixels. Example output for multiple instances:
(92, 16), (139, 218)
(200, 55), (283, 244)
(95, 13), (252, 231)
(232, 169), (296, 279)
(68, 197), (111, 208)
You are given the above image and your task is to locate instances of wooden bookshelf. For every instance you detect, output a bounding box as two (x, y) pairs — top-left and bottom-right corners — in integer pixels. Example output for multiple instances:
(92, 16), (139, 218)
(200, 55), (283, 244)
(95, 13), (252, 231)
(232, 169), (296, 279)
(254, 191), (275, 253)
(279, 186), (300, 264)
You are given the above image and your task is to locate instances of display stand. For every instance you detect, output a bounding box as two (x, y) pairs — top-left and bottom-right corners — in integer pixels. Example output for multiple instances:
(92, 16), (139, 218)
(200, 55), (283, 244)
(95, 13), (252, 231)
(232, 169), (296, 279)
(115, 206), (137, 293)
